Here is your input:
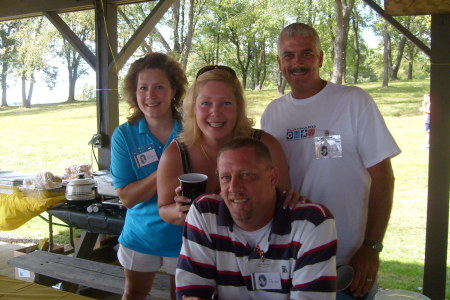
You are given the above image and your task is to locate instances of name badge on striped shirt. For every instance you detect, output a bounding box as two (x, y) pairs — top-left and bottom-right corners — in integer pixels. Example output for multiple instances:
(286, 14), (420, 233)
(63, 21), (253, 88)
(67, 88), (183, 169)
(251, 272), (282, 290)
(246, 259), (282, 290)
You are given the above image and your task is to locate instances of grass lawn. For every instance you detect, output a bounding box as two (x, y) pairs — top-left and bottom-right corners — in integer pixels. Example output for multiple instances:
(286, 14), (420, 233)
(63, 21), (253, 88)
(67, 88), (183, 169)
(0, 79), (448, 297)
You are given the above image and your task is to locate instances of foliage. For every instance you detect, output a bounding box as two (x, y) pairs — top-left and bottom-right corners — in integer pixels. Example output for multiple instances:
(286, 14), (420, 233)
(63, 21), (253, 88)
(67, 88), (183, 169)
(118, 2), (160, 57)
(0, 1), (432, 105)
(369, 9), (430, 83)
(0, 21), (20, 106)
(77, 82), (96, 101)
(58, 11), (95, 102)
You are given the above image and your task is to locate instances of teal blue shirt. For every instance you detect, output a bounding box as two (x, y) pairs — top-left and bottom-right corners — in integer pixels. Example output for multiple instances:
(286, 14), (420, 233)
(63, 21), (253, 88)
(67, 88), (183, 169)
(110, 117), (182, 257)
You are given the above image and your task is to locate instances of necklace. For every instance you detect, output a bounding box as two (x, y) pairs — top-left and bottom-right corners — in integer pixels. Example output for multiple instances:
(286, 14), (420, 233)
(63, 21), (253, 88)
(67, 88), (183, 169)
(200, 144), (211, 161)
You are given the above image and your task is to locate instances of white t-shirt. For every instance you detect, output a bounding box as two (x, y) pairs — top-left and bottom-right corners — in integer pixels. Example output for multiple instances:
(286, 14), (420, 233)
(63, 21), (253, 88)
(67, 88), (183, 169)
(234, 220), (272, 249)
(261, 82), (401, 265)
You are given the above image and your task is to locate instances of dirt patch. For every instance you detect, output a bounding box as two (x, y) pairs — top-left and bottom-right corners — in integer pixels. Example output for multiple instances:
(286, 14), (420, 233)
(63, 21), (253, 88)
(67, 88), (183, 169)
(0, 232), (39, 245)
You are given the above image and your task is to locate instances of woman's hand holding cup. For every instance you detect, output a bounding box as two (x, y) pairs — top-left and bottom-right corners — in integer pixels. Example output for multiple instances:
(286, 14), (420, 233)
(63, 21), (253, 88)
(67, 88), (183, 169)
(174, 185), (192, 217)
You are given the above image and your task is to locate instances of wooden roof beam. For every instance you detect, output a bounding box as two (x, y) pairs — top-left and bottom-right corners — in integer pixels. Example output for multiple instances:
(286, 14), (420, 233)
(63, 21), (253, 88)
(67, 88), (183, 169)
(44, 11), (96, 69)
(0, 0), (154, 22)
(112, 0), (175, 71)
(385, 0), (450, 16)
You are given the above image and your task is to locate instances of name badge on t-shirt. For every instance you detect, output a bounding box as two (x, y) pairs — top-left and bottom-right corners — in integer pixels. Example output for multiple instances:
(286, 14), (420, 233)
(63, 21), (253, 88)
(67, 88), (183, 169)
(133, 144), (158, 168)
(314, 133), (343, 159)
(246, 259), (282, 290)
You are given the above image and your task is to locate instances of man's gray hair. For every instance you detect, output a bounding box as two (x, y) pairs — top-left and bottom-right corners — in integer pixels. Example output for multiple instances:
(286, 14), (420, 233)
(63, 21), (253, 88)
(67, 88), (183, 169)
(277, 23), (322, 55)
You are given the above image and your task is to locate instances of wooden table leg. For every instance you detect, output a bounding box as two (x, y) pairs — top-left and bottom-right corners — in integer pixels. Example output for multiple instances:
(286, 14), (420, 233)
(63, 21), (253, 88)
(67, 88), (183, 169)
(61, 231), (99, 292)
(74, 231), (99, 258)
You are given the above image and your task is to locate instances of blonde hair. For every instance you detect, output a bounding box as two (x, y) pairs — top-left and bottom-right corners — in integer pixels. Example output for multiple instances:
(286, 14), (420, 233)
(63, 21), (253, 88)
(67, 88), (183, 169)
(179, 68), (254, 146)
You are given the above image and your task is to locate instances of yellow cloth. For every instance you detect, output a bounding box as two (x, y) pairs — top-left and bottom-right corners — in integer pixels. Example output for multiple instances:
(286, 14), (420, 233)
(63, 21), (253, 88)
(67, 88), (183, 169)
(0, 275), (94, 299)
(0, 188), (65, 230)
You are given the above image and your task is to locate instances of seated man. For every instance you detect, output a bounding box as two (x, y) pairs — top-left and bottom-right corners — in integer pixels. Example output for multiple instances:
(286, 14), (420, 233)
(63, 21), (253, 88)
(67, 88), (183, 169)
(176, 137), (337, 299)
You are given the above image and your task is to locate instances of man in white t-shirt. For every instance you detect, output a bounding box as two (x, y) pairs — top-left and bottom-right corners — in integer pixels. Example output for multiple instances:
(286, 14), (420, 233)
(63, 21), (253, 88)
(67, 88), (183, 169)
(261, 23), (401, 300)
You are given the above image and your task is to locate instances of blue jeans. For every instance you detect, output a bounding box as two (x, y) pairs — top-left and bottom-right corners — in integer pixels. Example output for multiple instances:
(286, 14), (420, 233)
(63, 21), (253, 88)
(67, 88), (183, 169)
(336, 283), (378, 300)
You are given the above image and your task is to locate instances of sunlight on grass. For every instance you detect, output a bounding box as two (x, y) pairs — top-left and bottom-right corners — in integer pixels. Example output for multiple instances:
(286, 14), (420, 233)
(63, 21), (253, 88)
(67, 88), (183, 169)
(0, 79), (448, 297)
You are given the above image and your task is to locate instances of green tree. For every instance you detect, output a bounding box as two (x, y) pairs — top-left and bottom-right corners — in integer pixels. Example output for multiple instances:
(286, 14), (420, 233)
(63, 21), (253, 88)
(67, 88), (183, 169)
(58, 11), (95, 102)
(190, 0), (230, 72)
(118, 1), (204, 70)
(118, 2), (159, 56)
(13, 17), (54, 108)
(331, 0), (356, 84)
(403, 15), (430, 80)
(173, 0), (206, 68)
(0, 21), (19, 107)
(346, 2), (376, 83)
(382, 20), (390, 87)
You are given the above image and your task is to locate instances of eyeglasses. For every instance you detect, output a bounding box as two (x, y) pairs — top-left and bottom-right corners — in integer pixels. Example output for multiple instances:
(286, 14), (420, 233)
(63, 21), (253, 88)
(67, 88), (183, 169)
(195, 65), (237, 79)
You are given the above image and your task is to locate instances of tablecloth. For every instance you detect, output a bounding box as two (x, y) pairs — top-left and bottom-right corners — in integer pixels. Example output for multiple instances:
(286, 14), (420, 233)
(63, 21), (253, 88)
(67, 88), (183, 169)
(0, 189), (65, 230)
(0, 274), (94, 299)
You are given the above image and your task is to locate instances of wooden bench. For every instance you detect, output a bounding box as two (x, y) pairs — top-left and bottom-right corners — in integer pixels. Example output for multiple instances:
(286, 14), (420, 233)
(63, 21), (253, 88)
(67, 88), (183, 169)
(8, 250), (171, 299)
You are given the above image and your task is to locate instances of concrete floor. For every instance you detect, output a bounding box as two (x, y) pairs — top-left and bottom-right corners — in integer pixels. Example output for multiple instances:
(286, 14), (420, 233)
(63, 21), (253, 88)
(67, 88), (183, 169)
(0, 241), (22, 278)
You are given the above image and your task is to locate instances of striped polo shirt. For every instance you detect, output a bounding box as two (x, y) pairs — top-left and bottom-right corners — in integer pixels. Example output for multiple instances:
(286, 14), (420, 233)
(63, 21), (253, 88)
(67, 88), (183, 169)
(176, 189), (337, 299)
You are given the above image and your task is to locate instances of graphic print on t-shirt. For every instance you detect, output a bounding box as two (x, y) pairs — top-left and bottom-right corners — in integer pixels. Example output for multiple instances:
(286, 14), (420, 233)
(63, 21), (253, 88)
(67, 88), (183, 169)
(286, 125), (316, 141)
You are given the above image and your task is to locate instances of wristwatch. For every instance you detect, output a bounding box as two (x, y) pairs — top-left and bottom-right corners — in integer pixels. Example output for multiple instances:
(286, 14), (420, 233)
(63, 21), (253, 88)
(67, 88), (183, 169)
(363, 239), (383, 252)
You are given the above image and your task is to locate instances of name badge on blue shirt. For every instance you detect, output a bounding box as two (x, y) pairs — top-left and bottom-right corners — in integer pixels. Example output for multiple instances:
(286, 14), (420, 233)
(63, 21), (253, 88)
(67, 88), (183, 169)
(132, 144), (158, 168)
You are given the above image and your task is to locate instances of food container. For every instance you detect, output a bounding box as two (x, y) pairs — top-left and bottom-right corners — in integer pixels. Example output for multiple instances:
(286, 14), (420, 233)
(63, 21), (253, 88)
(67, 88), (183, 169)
(93, 170), (117, 196)
(65, 173), (95, 201)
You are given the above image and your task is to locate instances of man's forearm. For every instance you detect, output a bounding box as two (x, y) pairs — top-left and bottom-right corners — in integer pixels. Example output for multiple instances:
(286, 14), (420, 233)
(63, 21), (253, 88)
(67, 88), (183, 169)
(365, 158), (395, 242)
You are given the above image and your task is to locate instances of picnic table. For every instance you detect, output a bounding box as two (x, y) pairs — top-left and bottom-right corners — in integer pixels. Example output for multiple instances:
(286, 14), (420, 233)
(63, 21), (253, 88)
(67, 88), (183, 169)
(47, 200), (125, 257)
(8, 199), (172, 299)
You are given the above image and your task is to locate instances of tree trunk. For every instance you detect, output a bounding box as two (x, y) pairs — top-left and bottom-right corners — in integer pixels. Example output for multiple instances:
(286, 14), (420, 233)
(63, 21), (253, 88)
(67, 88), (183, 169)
(180, 0), (196, 69)
(351, 10), (360, 84)
(382, 23), (389, 88)
(391, 36), (406, 80)
(331, 0), (355, 84)
(406, 41), (418, 80)
(67, 59), (79, 103)
(408, 62), (413, 80)
(21, 74), (27, 107)
(27, 78), (34, 108)
(172, 1), (181, 55)
(260, 51), (267, 89)
(253, 38), (267, 91)
(21, 73), (34, 108)
(278, 75), (287, 95)
(229, 29), (252, 89)
(1, 61), (8, 107)
(68, 79), (76, 102)
(387, 32), (393, 80)
(391, 17), (411, 80)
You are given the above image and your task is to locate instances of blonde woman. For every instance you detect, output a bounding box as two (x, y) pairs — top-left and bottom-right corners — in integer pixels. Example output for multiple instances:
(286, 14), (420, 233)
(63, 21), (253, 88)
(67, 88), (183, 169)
(158, 66), (300, 227)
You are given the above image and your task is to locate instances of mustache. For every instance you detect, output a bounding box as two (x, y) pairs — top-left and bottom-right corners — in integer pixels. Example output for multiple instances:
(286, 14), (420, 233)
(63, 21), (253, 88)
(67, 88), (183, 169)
(289, 67), (308, 74)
